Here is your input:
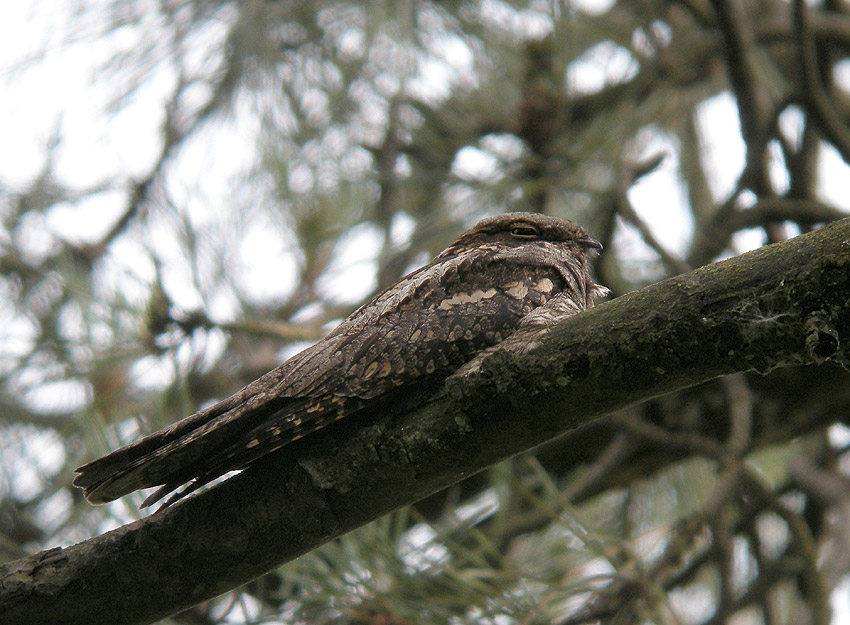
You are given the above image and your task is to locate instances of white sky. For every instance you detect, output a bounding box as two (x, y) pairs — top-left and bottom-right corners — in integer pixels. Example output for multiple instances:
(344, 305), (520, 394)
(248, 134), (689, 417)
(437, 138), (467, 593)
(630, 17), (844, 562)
(2, 3), (850, 622)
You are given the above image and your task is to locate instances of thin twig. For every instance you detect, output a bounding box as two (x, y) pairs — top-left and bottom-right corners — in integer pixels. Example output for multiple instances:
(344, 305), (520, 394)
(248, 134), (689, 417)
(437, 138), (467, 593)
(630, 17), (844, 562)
(794, 0), (850, 165)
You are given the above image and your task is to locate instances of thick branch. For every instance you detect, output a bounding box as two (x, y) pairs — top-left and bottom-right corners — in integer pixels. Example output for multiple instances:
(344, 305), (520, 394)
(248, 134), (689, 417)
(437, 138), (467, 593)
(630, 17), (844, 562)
(3, 218), (850, 625)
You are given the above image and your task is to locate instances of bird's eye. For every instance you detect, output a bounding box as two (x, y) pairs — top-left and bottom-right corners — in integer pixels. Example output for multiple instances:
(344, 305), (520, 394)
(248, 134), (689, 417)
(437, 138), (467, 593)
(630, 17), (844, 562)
(509, 223), (539, 240)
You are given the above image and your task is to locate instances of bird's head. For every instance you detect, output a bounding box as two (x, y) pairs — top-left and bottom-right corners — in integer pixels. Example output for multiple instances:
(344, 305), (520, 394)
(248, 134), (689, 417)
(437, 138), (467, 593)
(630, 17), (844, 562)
(436, 212), (607, 305)
(438, 212), (602, 260)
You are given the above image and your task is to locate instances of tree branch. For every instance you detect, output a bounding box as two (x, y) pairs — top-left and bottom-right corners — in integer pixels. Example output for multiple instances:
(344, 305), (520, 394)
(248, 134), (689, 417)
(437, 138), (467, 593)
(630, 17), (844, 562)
(3, 218), (850, 625)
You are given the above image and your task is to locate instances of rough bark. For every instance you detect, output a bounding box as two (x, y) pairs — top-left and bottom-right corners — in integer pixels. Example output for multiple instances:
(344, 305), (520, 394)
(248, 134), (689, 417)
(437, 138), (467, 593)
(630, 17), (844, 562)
(2, 217), (849, 625)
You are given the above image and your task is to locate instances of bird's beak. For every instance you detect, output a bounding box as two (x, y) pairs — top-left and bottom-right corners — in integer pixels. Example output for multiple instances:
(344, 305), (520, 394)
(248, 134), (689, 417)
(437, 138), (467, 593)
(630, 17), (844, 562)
(579, 236), (603, 250)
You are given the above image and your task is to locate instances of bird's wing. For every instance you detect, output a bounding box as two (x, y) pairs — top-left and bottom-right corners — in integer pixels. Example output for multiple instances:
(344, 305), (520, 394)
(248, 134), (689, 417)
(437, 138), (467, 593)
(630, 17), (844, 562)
(73, 248), (566, 507)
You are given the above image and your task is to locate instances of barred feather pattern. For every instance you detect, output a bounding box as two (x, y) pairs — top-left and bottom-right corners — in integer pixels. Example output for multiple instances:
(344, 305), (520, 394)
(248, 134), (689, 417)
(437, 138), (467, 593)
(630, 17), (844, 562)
(73, 212), (608, 508)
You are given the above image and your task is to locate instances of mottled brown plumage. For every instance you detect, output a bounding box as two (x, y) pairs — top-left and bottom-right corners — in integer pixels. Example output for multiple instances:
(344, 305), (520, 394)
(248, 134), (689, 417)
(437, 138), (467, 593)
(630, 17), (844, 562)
(74, 213), (608, 508)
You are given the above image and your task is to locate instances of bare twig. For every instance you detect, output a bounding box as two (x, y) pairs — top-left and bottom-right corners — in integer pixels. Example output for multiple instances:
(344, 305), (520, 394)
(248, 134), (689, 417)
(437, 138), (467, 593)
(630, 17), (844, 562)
(794, 0), (850, 165)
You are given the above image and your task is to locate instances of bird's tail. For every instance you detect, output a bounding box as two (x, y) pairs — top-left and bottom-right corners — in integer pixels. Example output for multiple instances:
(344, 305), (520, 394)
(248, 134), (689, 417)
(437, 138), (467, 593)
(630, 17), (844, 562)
(73, 390), (253, 506)
(73, 386), (349, 508)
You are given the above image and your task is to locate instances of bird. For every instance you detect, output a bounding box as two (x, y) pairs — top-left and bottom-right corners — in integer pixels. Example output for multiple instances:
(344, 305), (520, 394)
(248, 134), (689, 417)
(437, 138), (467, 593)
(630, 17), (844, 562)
(73, 212), (608, 508)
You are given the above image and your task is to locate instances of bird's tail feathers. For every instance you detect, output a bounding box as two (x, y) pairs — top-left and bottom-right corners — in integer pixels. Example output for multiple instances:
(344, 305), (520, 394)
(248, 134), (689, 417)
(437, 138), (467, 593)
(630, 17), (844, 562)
(73, 393), (245, 504)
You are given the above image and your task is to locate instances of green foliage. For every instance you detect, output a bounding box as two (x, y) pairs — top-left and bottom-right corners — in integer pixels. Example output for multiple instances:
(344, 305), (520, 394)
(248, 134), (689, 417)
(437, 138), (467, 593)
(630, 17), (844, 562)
(2, 1), (850, 623)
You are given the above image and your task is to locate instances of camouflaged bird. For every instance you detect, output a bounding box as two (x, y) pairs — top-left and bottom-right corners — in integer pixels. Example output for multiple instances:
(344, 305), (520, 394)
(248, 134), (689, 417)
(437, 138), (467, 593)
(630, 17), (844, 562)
(74, 212), (608, 508)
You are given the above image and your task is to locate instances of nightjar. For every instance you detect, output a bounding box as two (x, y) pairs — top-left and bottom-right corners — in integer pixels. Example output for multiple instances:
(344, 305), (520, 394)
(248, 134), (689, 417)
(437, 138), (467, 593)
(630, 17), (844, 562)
(74, 212), (608, 508)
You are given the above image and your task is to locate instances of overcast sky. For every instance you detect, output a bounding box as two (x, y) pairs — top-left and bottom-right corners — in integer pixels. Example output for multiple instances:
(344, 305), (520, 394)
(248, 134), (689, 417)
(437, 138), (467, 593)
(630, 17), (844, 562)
(2, 4), (850, 620)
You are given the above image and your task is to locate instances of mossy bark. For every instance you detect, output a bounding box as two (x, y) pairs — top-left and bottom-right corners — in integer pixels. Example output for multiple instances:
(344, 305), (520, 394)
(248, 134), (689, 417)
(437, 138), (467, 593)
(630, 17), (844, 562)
(2, 218), (849, 625)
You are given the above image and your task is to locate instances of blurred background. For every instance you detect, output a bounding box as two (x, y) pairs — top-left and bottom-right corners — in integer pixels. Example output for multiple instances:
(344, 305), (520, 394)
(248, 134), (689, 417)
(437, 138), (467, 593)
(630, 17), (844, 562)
(2, 1), (850, 623)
